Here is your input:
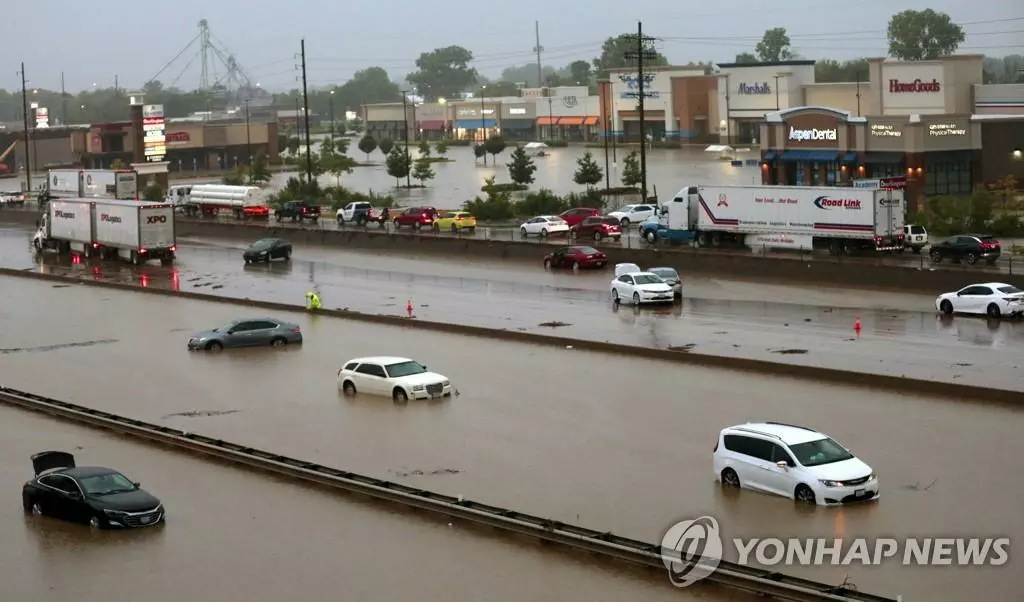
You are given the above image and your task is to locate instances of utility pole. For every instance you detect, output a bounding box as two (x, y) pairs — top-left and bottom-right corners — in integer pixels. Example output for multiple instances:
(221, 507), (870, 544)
(19, 63), (32, 194)
(533, 21), (543, 88)
(244, 99), (252, 167)
(624, 22), (657, 202)
(402, 91), (411, 187)
(300, 38), (313, 183)
(60, 72), (67, 125)
(603, 90), (611, 191)
(480, 85), (487, 166)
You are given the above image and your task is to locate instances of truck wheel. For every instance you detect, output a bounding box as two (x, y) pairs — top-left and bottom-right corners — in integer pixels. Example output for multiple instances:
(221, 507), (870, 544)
(131, 251), (142, 265)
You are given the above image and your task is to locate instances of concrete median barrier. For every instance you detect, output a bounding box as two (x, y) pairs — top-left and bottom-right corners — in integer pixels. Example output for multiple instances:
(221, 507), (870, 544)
(2, 267), (1019, 405)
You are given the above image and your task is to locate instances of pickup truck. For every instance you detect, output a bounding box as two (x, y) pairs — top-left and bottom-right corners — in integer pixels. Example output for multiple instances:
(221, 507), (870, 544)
(275, 201), (321, 223)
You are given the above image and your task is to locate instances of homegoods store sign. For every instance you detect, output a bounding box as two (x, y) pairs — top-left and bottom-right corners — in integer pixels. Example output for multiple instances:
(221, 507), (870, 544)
(788, 126), (837, 142)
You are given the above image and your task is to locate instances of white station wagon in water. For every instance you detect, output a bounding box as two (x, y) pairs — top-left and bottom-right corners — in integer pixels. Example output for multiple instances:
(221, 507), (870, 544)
(935, 282), (1024, 319)
(337, 356), (452, 402)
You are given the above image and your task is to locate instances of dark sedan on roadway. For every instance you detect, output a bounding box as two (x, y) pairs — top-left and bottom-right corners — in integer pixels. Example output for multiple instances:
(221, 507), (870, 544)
(188, 317), (303, 351)
(22, 451), (164, 529)
(243, 238), (292, 263)
(543, 246), (608, 270)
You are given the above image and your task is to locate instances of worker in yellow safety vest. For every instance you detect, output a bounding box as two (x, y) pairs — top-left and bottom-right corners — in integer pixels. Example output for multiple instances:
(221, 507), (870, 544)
(305, 290), (321, 310)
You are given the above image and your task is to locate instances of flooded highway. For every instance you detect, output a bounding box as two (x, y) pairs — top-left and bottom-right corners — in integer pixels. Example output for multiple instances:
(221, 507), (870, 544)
(1, 225), (1021, 391)
(0, 405), (734, 602)
(1, 276), (1021, 600)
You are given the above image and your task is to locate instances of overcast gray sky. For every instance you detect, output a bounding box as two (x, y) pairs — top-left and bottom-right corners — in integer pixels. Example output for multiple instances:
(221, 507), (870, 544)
(6, 0), (1023, 92)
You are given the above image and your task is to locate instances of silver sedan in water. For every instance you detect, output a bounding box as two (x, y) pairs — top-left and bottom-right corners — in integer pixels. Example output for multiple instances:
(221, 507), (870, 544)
(187, 318), (303, 351)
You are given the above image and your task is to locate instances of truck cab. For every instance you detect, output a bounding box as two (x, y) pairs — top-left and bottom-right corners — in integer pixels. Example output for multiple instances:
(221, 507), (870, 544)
(641, 186), (699, 244)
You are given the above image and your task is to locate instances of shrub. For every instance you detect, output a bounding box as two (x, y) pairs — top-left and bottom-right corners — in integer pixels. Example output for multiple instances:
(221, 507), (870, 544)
(463, 189), (515, 221)
(517, 189), (568, 216)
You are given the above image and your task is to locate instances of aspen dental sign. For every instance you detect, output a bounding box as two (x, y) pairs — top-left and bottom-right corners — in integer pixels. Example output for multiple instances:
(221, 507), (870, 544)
(788, 126), (837, 142)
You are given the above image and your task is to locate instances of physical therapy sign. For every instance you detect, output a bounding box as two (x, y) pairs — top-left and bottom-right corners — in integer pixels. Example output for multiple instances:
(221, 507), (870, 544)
(788, 126), (837, 142)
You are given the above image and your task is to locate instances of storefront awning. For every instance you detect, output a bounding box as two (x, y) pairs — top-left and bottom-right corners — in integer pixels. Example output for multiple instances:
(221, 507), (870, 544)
(763, 151), (778, 162)
(582, 116), (599, 126)
(863, 152), (903, 164)
(780, 150), (839, 162)
(501, 119), (535, 129)
(841, 151), (858, 163)
(537, 116), (558, 126)
(560, 117), (585, 126)
(418, 120), (445, 131)
(454, 119), (496, 129)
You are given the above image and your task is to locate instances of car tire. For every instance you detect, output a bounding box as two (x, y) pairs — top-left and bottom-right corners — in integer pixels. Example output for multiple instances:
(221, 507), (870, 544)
(540, 228), (548, 238)
(721, 468), (741, 488)
(337, 217), (344, 227)
(270, 337), (287, 347)
(572, 261), (580, 271)
(412, 222), (421, 230)
(451, 224), (458, 233)
(593, 231), (602, 241)
(205, 341), (223, 351)
(930, 251), (942, 263)
(393, 387), (409, 403)
(611, 289), (620, 304)
(543, 258), (552, 270)
(284, 250), (291, 260)
(794, 484), (816, 505)
(89, 515), (103, 529)
(940, 300), (953, 315)
(31, 501), (44, 515)
(966, 252), (978, 265)
(342, 380), (357, 396)
(276, 214), (283, 222)
(987, 303), (1001, 319)
(620, 218), (630, 227)
(432, 223), (440, 232)
(645, 230), (656, 243)
(520, 227), (528, 238)
(394, 218), (401, 229)
(633, 292), (641, 305)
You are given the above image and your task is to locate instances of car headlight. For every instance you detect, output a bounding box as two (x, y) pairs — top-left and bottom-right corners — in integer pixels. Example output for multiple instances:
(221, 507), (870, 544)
(104, 509), (127, 516)
(867, 473), (877, 481)
(442, 380), (450, 386)
(259, 251), (267, 255)
(819, 479), (844, 487)
(412, 385), (425, 391)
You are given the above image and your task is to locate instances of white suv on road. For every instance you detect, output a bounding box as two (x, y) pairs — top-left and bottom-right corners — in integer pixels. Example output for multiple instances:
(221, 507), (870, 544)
(713, 422), (878, 506)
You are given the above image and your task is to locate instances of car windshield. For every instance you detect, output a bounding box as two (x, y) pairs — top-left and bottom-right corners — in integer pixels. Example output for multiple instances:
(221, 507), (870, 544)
(575, 246), (599, 254)
(385, 361), (427, 378)
(788, 437), (854, 467)
(650, 268), (678, 280)
(79, 472), (137, 496)
(998, 286), (1022, 294)
(248, 239), (274, 251)
(633, 274), (664, 285)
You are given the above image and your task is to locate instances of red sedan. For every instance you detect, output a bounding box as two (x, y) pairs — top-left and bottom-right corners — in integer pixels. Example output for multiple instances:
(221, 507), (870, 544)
(393, 206), (438, 229)
(543, 246), (608, 270)
(559, 207), (601, 227)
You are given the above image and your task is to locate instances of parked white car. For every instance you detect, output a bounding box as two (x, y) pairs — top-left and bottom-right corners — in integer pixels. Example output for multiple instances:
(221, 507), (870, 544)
(610, 264), (675, 305)
(713, 422), (878, 506)
(648, 267), (682, 297)
(607, 204), (657, 227)
(337, 356), (452, 402)
(935, 282), (1024, 319)
(903, 224), (928, 253)
(520, 215), (569, 238)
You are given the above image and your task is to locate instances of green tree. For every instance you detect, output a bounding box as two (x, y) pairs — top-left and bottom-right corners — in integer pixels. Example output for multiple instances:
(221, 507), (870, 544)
(385, 146), (411, 187)
(733, 52), (758, 64)
(887, 10), (965, 60)
(472, 144), (487, 164)
(573, 152), (603, 189)
(348, 117), (365, 133)
(506, 146), (537, 186)
(435, 140), (449, 156)
(142, 184), (164, 202)
(475, 81), (520, 97)
(412, 156), (436, 186)
(320, 136), (357, 186)
(592, 35), (669, 80)
(484, 135), (507, 162)
(418, 140), (431, 157)
(621, 151), (641, 188)
(379, 138), (395, 155)
(406, 46), (478, 101)
(357, 134), (378, 160)
(815, 59), (869, 83)
(497, 63), (557, 87)
(110, 158), (127, 170)
(983, 55), (1024, 84)
(756, 28), (793, 62)
(287, 136), (301, 155)
(249, 153), (271, 184)
(567, 60), (593, 86)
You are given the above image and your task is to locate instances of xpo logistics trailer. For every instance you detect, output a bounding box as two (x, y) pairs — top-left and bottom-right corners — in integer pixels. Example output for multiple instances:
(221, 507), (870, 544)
(166, 184), (270, 219)
(42, 169), (139, 202)
(32, 198), (176, 265)
(640, 184), (905, 254)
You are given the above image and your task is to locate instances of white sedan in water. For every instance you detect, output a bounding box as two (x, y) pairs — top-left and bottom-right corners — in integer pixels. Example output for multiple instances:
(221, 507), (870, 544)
(520, 215), (570, 238)
(935, 282), (1024, 319)
(610, 270), (676, 305)
(337, 356), (452, 402)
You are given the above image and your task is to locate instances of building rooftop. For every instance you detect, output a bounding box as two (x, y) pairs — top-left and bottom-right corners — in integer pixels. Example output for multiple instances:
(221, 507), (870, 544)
(715, 59), (815, 69)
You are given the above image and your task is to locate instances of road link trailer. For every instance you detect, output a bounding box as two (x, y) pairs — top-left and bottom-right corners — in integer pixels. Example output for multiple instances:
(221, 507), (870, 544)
(32, 199), (176, 265)
(166, 184), (270, 219)
(642, 184), (905, 254)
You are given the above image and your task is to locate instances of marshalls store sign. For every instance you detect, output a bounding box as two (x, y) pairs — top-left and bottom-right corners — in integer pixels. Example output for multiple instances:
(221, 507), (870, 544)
(660, 516), (1010, 589)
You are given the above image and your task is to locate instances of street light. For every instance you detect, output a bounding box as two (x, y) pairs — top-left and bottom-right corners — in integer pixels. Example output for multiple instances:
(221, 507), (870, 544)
(438, 97), (448, 140)
(328, 89), (335, 135)
(480, 85), (487, 166)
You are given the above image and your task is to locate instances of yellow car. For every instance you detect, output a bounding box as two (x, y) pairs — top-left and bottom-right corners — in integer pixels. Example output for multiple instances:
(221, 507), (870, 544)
(433, 211), (477, 232)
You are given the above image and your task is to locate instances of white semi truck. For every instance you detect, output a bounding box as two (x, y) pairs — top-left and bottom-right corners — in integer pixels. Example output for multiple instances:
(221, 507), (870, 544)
(640, 184), (905, 254)
(42, 169), (138, 201)
(32, 199), (176, 265)
(166, 184), (270, 219)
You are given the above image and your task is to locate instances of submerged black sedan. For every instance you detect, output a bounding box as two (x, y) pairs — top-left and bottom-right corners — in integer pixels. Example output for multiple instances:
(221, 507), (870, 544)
(243, 237), (292, 263)
(22, 451), (164, 529)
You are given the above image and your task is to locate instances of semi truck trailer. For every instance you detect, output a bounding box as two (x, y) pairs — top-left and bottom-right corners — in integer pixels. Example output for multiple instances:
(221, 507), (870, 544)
(41, 169), (138, 202)
(166, 184), (270, 219)
(32, 199), (176, 265)
(640, 184), (905, 254)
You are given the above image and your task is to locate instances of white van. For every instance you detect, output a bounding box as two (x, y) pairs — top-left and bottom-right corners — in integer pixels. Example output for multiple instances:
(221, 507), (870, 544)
(903, 224), (928, 253)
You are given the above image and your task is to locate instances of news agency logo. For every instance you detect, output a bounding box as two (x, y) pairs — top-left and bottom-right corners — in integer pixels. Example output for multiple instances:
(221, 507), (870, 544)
(659, 516), (723, 588)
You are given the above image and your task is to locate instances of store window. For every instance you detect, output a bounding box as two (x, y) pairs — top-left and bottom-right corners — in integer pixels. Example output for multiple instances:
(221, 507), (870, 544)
(869, 162), (905, 178)
(924, 157), (972, 195)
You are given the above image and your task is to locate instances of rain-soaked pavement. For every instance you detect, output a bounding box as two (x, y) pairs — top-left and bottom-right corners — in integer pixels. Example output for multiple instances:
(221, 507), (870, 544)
(1, 276), (1021, 600)
(0, 405), (744, 602)
(1, 225), (1021, 391)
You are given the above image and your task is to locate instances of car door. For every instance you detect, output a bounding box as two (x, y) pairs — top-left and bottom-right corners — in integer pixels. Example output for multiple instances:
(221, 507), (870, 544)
(354, 363), (387, 395)
(224, 321), (258, 347)
(37, 475), (77, 519)
(739, 437), (778, 494)
(962, 286), (993, 313)
(247, 320), (280, 345)
(524, 217), (539, 235)
(616, 275), (634, 299)
(764, 443), (798, 497)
